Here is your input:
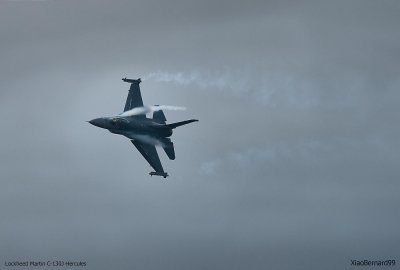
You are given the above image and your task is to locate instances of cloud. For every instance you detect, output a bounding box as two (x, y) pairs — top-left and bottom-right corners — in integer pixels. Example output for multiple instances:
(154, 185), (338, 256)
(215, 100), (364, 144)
(199, 158), (222, 175)
(1, 1), (400, 269)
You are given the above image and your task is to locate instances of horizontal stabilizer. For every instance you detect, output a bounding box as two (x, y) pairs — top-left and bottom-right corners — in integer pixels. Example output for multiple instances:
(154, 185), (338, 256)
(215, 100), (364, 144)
(159, 138), (175, 160)
(166, 119), (198, 129)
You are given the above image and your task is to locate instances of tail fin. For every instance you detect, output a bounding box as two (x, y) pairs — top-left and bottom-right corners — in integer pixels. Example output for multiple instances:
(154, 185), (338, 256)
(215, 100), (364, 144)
(166, 119), (198, 129)
(153, 109), (167, 124)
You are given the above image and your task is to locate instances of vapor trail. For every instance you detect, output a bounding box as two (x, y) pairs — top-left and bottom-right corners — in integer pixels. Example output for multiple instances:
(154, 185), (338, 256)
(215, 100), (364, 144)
(119, 105), (186, 117)
(129, 134), (165, 147)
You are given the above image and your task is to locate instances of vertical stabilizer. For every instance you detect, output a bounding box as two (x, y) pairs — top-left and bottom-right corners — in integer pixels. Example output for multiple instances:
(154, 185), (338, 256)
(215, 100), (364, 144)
(152, 107), (167, 124)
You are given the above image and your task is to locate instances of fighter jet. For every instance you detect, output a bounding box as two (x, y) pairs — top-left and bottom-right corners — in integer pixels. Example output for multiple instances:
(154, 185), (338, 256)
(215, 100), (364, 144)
(88, 78), (198, 178)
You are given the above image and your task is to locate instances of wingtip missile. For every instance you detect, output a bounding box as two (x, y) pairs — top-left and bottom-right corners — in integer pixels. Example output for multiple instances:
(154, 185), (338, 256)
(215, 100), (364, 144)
(149, 171), (169, 178)
(122, 77), (141, 83)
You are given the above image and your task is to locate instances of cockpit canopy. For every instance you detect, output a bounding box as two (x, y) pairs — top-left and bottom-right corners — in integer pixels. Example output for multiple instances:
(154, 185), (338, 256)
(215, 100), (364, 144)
(110, 117), (129, 126)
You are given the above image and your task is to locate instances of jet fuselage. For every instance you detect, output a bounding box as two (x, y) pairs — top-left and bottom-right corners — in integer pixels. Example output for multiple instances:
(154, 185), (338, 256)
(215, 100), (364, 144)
(88, 77), (198, 177)
(89, 116), (173, 139)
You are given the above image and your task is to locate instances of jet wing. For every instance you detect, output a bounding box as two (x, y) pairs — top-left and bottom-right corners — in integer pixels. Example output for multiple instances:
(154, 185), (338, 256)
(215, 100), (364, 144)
(123, 78), (145, 118)
(130, 140), (165, 174)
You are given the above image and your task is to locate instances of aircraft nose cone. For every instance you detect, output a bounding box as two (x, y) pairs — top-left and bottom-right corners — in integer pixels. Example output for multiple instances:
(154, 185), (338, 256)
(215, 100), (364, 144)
(88, 118), (104, 128)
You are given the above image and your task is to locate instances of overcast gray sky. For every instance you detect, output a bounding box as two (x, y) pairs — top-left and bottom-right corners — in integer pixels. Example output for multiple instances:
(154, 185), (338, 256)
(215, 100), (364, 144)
(1, 0), (399, 269)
